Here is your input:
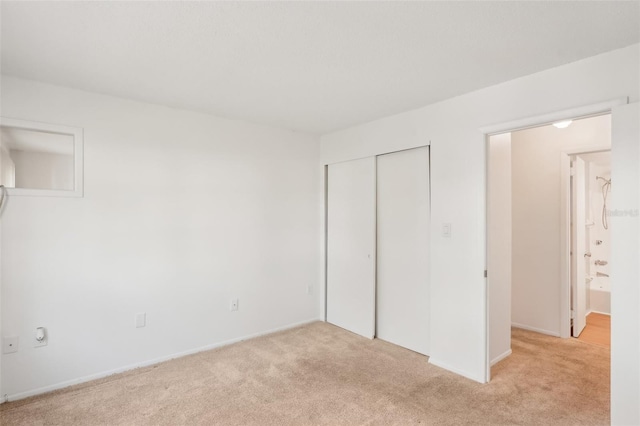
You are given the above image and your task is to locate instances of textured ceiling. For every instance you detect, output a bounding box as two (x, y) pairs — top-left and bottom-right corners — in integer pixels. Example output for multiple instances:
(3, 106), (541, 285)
(1, 1), (639, 134)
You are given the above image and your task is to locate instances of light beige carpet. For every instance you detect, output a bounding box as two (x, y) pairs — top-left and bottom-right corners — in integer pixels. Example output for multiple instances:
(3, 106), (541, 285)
(0, 322), (609, 425)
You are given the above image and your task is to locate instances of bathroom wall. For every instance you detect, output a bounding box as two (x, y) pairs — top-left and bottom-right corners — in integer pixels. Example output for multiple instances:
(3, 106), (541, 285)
(511, 115), (611, 336)
(584, 154), (612, 314)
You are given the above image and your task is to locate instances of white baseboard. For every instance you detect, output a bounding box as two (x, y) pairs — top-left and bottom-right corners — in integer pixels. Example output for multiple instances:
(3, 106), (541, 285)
(6, 317), (322, 402)
(491, 349), (512, 366)
(428, 358), (486, 384)
(511, 322), (560, 337)
(588, 310), (611, 316)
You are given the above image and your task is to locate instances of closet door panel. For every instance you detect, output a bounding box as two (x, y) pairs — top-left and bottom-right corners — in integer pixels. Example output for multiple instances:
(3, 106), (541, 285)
(376, 147), (430, 355)
(326, 157), (376, 338)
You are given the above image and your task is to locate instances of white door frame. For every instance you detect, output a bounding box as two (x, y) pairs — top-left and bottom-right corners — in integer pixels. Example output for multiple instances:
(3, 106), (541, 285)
(480, 97), (627, 382)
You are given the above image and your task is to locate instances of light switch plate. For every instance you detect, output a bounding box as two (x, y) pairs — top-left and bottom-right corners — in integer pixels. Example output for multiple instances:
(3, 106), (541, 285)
(230, 299), (239, 311)
(135, 313), (146, 328)
(442, 223), (452, 238)
(3, 336), (19, 354)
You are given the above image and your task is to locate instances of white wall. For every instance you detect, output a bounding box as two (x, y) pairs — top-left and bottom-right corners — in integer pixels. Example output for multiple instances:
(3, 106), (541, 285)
(11, 150), (74, 191)
(510, 115), (611, 336)
(488, 134), (511, 365)
(0, 76), (322, 399)
(320, 44), (639, 383)
(610, 102), (640, 426)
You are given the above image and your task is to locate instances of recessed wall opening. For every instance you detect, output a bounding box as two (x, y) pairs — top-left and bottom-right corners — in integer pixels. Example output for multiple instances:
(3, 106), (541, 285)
(0, 126), (75, 191)
(0, 117), (84, 198)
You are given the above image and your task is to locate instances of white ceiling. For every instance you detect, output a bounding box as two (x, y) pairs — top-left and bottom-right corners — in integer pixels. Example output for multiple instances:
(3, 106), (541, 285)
(1, 1), (639, 134)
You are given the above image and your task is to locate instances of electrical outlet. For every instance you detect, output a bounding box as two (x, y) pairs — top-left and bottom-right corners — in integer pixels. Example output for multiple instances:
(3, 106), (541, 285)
(2, 336), (19, 354)
(230, 298), (239, 311)
(34, 327), (47, 347)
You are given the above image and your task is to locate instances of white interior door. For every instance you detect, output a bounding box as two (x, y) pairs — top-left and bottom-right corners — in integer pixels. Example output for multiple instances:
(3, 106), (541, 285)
(610, 102), (640, 426)
(376, 147), (430, 355)
(571, 156), (587, 337)
(326, 157), (376, 338)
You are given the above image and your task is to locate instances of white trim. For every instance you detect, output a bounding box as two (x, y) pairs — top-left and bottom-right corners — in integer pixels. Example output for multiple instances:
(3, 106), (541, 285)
(588, 310), (611, 316)
(561, 145), (613, 156)
(483, 137), (490, 383)
(428, 358), (485, 383)
(322, 164), (328, 322)
(512, 322), (560, 337)
(479, 98), (627, 136)
(559, 153), (572, 338)
(5, 317), (321, 402)
(491, 349), (512, 366)
(0, 117), (84, 198)
(323, 143), (431, 167)
(371, 156), (377, 339)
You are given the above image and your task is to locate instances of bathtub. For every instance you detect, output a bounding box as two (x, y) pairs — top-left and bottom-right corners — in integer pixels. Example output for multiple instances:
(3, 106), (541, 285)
(589, 276), (611, 315)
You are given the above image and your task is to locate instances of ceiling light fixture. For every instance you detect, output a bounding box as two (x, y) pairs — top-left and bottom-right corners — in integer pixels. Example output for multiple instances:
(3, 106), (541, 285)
(553, 120), (573, 129)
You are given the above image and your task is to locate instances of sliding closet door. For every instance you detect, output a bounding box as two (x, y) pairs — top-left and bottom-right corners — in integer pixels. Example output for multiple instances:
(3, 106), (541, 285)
(326, 157), (376, 338)
(376, 147), (430, 355)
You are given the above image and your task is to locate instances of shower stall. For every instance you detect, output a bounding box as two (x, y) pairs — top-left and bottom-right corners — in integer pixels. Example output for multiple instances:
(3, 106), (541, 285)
(578, 152), (612, 317)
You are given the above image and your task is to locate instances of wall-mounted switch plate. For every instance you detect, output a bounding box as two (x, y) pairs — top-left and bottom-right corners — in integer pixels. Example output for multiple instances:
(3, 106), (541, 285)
(230, 299), (239, 311)
(135, 313), (146, 328)
(2, 336), (19, 354)
(442, 223), (452, 238)
(306, 285), (313, 295)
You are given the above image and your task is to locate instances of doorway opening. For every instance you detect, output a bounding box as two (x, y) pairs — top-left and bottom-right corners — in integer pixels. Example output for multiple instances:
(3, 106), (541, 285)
(484, 99), (639, 423)
(487, 112), (612, 372)
(570, 150), (612, 347)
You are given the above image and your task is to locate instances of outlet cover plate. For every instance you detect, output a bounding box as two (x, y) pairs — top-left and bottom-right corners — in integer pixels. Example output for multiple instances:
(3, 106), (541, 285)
(34, 328), (47, 347)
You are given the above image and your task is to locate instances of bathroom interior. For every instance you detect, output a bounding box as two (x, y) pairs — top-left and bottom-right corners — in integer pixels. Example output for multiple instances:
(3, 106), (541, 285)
(578, 151), (612, 321)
